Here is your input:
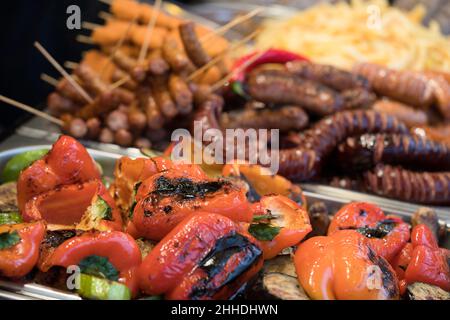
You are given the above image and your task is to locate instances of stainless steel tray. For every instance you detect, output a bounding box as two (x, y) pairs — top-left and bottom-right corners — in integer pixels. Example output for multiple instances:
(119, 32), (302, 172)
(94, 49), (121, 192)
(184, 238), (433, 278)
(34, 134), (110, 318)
(0, 144), (449, 300)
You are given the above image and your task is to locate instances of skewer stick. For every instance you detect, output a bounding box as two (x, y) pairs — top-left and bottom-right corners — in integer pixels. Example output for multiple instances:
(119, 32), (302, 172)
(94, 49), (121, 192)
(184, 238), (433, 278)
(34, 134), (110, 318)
(82, 21), (102, 30)
(210, 49), (268, 92)
(76, 34), (95, 45)
(110, 75), (130, 89)
(34, 41), (93, 103)
(40, 73), (59, 87)
(0, 95), (64, 126)
(200, 7), (265, 44)
(138, 0), (162, 64)
(99, 11), (113, 20)
(64, 61), (79, 70)
(187, 29), (261, 81)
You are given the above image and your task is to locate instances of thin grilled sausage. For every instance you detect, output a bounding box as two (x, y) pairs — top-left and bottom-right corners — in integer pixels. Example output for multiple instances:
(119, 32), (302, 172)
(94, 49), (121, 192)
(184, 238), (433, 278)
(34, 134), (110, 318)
(247, 69), (344, 116)
(168, 75), (193, 114)
(147, 49), (170, 76)
(149, 76), (178, 119)
(286, 61), (370, 91)
(162, 38), (190, 72)
(372, 99), (428, 127)
(179, 22), (211, 67)
(47, 92), (79, 115)
(86, 117), (101, 140)
(353, 63), (434, 108)
(341, 88), (376, 109)
(364, 164), (450, 205)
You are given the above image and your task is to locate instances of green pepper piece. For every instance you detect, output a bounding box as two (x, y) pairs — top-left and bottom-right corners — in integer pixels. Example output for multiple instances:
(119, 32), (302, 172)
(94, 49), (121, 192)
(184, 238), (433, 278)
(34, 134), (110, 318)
(1, 149), (49, 183)
(77, 273), (131, 300)
(0, 212), (23, 225)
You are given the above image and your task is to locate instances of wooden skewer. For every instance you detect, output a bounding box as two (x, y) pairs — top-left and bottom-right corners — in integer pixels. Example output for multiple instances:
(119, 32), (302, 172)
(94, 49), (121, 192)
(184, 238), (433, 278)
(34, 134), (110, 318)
(40, 73), (59, 87)
(0, 95), (64, 126)
(98, 11), (113, 20)
(210, 49), (268, 92)
(76, 34), (95, 45)
(138, 0), (163, 64)
(110, 75), (130, 89)
(34, 41), (94, 104)
(187, 29), (261, 81)
(64, 61), (79, 70)
(200, 7), (265, 44)
(82, 21), (102, 31)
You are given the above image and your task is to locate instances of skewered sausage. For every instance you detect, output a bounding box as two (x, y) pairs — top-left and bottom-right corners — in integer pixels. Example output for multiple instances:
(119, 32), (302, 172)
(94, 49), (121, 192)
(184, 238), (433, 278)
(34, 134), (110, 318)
(106, 110), (129, 131)
(111, 50), (147, 82)
(147, 49), (169, 76)
(247, 69), (344, 116)
(353, 63), (434, 108)
(85, 117), (101, 139)
(134, 137), (152, 149)
(168, 75), (193, 114)
(56, 78), (87, 104)
(128, 107), (147, 132)
(372, 99), (428, 127)
(363, 164), (450, 205)
(336, 134), (450, 172)
(149, 76), (178, 119)
(68, 118), (88, 138)
(47, 92), (79, 115)
(76, 91), (122, 119)
(114, 129), (133, 147)
(161, 38), (190, 72)
(286, 61), (370, 91)
(219, 106), (309, 132)
(179, 22), (211, 67)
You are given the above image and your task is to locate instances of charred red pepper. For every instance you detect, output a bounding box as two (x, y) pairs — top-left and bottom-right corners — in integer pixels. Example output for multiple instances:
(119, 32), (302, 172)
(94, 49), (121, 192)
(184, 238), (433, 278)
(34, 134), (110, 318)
(39, 230), (142, 294)
(128, 168), (252, 240)
(248, 195), (311, 259)
(403, 224), (450, 292)
(0, 221), (46, 278)
(328, 202), (410, 262)
(138, 212), (263, 299)
(23, 179), (122, 231)
(295, 230), (400, 300)
(17, 135), (101, 212)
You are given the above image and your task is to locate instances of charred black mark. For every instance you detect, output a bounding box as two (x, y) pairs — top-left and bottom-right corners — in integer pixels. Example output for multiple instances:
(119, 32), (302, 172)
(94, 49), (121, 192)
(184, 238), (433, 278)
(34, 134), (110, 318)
(143, 210), (153, 217)
(189, 233), (262, 299)
(357, 219), (397, 239)
(367, 246), (399, 298)
(359, 209), (367, 217)
(42, 230), (79, 248)
(153, 176), (230, 200)
(163, 205), (173, 214)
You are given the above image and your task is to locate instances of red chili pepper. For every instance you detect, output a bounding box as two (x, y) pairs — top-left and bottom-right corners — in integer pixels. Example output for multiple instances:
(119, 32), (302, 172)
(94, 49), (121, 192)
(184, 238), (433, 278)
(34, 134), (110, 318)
(138, 212), (262, 299)
(17, 135), (101, 212)
(128, 168), (252, 240)
(231, 49), (309, 83)
(328, 202), (410, 262)
(249, 195), (311, 259)
(0, 221), (46, 278)
(39, 231), (142, 280)
(23, 179), (122, 230)
(404, 224), (450, 291)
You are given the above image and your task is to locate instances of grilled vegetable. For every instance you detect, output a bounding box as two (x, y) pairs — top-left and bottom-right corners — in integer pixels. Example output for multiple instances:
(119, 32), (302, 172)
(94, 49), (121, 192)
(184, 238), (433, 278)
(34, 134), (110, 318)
(77, 273), (131, 300)
(307, 201), (330, 238)
(0, 212), (22, 225)
(406, 282), (450, 300)
(246, 272), (309, 300)
(0, 182), (18, 213)
(1, 149), (48, 183)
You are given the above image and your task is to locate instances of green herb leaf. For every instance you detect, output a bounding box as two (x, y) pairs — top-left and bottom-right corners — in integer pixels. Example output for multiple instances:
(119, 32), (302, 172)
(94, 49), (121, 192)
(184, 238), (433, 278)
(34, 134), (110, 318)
(78, 255), (119, 281)
(0, 230), (21, 250)
(248, 223), (280, 241)
(0, 212), (23, 225)
(128, 182), (142, 219)
(252, 214), (274, 222)
(97, 196), (112, 221)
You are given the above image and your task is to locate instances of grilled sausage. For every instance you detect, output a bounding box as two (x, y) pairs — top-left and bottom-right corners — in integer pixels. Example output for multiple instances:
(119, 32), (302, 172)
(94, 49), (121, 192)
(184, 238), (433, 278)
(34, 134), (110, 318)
(219, 106), (309, 132)
(111, 50), (147, 82)
(286, 61), (370, 91)
(353, 63), (434, 108)
(247, 69), (344, 116)
(47, 92), (79, 115)
(168, 75), (193, 114)
(341, 88), (376, 109)
(147, 49), (169, 76)
(336, 134), (450, 172)
(85, 117), (101, 140)
(106, 110), (129, 131)
(99, 127), (114, 144)
(56, 78), (87, 104)
(179, 21), (211, 67)
(364, 164), (450, 205)
(68, 118), (88, 138)
(149, 76), (178, 119)
(161, 38), (190, 72)
(76, 91), (122, 119)
(114, 128), (133, 147)
(372, 99), (428, 127)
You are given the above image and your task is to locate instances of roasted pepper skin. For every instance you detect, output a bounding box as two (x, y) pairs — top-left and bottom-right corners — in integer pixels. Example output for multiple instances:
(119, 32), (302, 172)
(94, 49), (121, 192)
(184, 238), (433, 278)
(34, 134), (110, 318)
(251, 195), (311, 259)
(138, 212), (262, 299)
(404, 224), (450, 292)
(0, 221), (46, 278)
(295, 230), (400, 300)
(128, 169), (252, 240)
(23, 179), (122, 230)
(39, 231), (142, 283)
(328, 202), (410, 262)
(17, 135), (101, 212)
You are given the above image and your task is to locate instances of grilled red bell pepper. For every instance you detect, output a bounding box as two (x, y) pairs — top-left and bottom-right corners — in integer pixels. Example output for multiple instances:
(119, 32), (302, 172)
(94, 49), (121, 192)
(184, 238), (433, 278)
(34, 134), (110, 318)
(231, 48), (309, 83)
(128, 168), (252, 240)
(39, 230), (142, 294)
(328, 202), (410, 262)
(248, 195), (311, 259)
(295, 230), (400, 300)
(17, 135), (101, 212)
(0, 221), (46, 278)
(138, 212), (263, 299)
(403, 224), (450, 292)
(23, 179), (122, 230)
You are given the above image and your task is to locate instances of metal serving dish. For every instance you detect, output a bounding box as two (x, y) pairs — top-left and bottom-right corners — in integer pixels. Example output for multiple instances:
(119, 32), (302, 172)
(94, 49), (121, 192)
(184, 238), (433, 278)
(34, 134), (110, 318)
(0, 145), (449, 299)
